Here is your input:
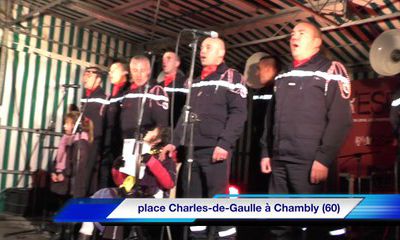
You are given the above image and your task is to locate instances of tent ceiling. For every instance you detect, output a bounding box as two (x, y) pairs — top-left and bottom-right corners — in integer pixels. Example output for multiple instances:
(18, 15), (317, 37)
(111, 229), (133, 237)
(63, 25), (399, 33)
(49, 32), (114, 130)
(6, 0), (400, 71)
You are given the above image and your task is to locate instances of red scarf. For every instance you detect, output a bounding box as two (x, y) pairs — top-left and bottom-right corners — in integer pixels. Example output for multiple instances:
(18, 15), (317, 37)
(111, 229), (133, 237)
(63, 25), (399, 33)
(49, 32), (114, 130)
(112, 81), (126, 96)
(293, 53), (317, 68)
(164, 73), (175, 87)
(85, 86), (99, 97)
(201, 65), (218, 80)
(130, 82), (139, 90)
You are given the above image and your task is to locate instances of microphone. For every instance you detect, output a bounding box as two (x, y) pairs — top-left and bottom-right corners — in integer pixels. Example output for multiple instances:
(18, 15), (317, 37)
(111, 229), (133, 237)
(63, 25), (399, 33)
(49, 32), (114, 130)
(185, 29), (219, 38)
(62, 84), (81, 88)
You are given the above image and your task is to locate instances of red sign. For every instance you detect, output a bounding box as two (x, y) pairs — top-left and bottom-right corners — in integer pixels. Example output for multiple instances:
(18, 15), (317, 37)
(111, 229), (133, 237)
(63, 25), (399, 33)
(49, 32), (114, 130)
(338, 77), (398, 177)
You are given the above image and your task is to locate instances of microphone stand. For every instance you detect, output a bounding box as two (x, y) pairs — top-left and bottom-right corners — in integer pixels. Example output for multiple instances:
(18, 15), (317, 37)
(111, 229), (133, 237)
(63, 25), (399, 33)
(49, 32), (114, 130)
(180, 34), (200, 196)
(175, 30), (201, 240)
(132, 54), (156, 180)
(395, 141), (399, 240)
(395, 138), (399, 194)
(79, 83), (97, 197)
(72, 96), (86, 192)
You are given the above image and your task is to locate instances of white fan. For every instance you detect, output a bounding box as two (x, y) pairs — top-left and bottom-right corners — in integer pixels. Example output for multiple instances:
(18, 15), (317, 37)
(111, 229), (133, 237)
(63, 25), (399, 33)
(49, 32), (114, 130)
(370, 29), (400, 76)
(244, 52), (269, 89)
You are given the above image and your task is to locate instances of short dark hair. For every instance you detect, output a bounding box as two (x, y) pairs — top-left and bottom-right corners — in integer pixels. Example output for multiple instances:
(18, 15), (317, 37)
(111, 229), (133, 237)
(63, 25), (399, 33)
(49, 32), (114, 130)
(110, 62), (128, 71)
(85, 66), (102, 78)
(163, 51), (181, 62)
(85, 66), (101, 73)
(297, 21), (322, 39)
(68, 103), (79, 112)
(259, 56), (282, 73)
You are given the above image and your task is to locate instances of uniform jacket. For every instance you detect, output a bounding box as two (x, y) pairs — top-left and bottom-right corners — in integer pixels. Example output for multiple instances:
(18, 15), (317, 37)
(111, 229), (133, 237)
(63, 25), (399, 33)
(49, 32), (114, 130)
(261, 53), (352, 167)
(120, 84), (169, 139)
(390, 89), (400, 139)
(160, 70), (187, 127)
(81, 87), (107, 194)
(173, 63), (247, 150)
(103, 81), (131, 164)
(81, 87), (107, 141)
(251, 85), (274, 142)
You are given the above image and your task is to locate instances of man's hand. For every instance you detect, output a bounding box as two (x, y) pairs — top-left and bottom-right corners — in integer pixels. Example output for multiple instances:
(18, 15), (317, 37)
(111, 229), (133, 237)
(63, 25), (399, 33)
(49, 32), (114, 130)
(310, 160), (328, 184)
(57, 173), (65, 182)
(51, 173), (58, 182)
(143, 128), (161, 147)
(212, 146), (229, 162)
(260, 157), (272, 174)
(160, 144), (176, 161)
(392, 138), (398, 147)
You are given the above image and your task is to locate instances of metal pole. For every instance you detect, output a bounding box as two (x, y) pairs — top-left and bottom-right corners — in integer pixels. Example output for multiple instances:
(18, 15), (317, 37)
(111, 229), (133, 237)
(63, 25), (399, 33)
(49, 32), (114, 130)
(181, 33), (199, 240)
(0, 0), (11, 106)
(228, 12), (400, 49)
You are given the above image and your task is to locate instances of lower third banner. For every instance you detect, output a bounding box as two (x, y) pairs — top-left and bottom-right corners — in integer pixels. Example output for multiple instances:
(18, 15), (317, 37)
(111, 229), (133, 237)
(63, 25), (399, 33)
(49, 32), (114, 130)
(54, 194), (400, 223)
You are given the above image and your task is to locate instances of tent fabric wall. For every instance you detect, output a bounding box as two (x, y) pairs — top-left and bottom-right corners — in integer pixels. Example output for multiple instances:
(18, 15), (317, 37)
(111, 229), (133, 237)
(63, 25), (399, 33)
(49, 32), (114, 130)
(0, 3), (135, 191)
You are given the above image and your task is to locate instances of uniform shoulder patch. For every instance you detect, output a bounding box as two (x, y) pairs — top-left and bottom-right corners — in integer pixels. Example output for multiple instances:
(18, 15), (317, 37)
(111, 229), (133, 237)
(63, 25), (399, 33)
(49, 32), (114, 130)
(327, 61), (351, 99)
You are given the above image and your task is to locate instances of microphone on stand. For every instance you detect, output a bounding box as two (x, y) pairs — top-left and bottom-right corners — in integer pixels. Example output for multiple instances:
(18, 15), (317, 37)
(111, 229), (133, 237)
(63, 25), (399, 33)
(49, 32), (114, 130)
(184, 29), (219, 38)
(62, 84), (81, 88)
(144, 51), (155, 56)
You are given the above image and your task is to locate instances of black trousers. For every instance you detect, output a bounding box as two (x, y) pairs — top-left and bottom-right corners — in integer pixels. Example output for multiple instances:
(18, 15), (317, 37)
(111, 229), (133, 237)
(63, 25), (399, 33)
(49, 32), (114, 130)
(84, 139), (101, 196)
(269, 160), (322, 194)
(178, 147), (235, 239)
(268, 159), (326, 240)
(179, 147), (230, 198)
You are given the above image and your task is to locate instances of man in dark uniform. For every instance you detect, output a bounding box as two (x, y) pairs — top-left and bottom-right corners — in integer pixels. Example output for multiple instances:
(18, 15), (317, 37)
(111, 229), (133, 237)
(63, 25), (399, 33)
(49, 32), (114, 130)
(120, 55), (169, 140)
(158, 51), (186, 128)
(247, 56), (280, 193)
(390, 89), (400, 193)
(80, 66), (107, 195)
(100, 62), (131, 188)
(260, 22), (352, 239)
(390, 89), (400, 141)
(162, 37), (247, 239)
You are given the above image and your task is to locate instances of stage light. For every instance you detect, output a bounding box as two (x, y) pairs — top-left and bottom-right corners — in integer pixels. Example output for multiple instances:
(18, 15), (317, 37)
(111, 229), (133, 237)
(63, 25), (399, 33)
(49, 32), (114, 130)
(228, 185), (240, 195)
(329, 228), (346, 236)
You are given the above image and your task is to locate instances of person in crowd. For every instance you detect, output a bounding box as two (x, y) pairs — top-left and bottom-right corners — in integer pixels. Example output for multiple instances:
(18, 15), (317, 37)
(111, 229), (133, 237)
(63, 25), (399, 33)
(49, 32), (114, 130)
(80, 66), (107, 195)
(100, 61), (131, 188)
(260, 22), (352, 240)
(77, 128), (176, 240)
(161, 37), (247, 240)
(158, 51), (186, 128)
(247, 56), (281, 193)
(50, 111), (93, 240)
(120, 55), (169, 140)
(390, 88), (400, 193)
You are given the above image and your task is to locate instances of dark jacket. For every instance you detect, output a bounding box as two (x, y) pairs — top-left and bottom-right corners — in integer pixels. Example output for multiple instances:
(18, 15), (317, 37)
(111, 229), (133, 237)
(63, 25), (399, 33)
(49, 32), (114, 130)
(103, 82), (131, 164)
(160, 70), (187, 128)
(50, 134), (92, 198)
(390, 89), (400, 139)
(251, 86), (274, 143)
(81, 87), (107, 141)
(173, 63), (248, 150)
(261, 53), (352, 167)
(120, 84), (169, 139)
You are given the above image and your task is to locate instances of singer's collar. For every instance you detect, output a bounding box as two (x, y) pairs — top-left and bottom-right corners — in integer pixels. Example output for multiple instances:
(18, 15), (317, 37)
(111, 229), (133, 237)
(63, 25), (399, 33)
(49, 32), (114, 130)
(293, 52), (318, 68)
(86, 86), (100, 97)
(130, 82), (139, 90)
(201, 65), (218, 80)
(164, 72), (176, 87)
(112, 80), (127, 96)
